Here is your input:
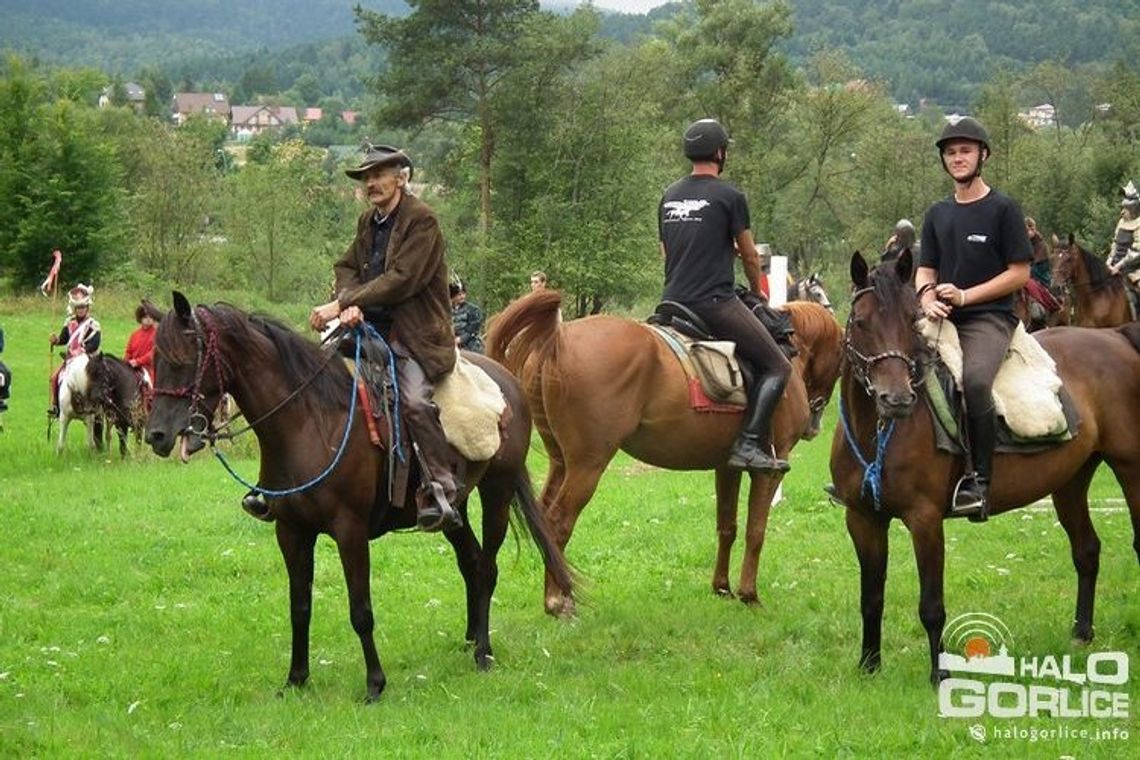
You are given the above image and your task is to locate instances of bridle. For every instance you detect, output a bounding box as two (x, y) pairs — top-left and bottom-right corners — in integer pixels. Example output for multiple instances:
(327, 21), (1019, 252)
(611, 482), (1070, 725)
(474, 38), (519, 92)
(153, 305), (232, 438)
(843, 285), (927, 398)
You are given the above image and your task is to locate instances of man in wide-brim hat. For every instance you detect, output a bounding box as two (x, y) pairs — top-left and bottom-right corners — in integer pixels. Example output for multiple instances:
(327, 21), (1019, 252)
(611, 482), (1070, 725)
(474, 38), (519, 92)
(305, 143), (463, 532)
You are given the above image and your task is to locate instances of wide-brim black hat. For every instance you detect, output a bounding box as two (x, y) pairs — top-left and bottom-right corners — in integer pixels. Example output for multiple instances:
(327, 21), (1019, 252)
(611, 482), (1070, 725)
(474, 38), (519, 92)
(345, 144), (413, 180)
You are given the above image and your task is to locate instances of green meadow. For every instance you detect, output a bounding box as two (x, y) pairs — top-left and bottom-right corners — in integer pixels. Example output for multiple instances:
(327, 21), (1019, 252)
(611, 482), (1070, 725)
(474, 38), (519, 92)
(1, 293), (1136, 758)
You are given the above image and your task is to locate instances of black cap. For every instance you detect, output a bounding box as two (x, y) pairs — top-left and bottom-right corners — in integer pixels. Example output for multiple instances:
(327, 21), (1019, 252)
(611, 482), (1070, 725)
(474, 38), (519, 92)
(683, 118), (729, 161)
(936, 117), (990, 154)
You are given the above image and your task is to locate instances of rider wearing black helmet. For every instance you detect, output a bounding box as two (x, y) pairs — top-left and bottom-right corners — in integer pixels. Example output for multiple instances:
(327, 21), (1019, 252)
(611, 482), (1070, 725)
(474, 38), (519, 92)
(916, 117), (1032, 522)
(659, 118), (792, 473)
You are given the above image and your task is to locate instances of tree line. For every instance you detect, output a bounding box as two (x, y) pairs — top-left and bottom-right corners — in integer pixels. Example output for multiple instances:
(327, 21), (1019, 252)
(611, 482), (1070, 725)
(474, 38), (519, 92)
(1, 0), (1138, 317)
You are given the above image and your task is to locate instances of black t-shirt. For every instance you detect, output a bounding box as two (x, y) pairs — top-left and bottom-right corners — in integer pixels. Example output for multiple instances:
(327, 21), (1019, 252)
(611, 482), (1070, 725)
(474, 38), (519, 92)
(659, 174), (750, 303)
(919, 189), (1032, 318)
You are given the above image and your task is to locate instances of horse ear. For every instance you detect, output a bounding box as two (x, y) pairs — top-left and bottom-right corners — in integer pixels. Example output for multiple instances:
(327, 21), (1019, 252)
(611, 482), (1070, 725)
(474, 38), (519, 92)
(895, 248), (914, 283)
(1067, 232), (1076, 247)
(1051, 233), (1060, 247)
(850, 251), (869, 288)
(172, 291), (192, 323)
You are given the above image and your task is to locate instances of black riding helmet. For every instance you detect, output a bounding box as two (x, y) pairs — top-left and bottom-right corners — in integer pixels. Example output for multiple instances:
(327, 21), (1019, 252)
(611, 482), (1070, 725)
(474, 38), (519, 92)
(682, 118), (729, 162)
(935, 117), (990, 156)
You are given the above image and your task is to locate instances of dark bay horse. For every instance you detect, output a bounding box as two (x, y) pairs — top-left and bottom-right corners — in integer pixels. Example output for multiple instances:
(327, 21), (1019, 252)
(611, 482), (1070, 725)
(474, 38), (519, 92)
(1053, 235), (1131, 327)
(87, 353), (144, 458)
(486, 291), (843, 615)
(145, 292), (572, 701)
(831, 250), (1140, 684)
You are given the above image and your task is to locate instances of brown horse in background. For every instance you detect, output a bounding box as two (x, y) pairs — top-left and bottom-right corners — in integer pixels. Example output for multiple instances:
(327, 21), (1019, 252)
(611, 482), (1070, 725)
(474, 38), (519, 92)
(831, 250), (1140, 685)
(1053, 234), (1131, 327)
(145, 292), (572, 701)
(487, 291), (843, 615)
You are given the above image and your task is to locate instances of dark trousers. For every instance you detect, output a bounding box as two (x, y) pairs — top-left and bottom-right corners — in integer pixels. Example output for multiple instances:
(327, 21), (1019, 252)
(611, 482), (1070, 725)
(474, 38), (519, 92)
(688, 295), (792, 385)
(954, 312), (1016, 418)
(394, 347), (459, 502)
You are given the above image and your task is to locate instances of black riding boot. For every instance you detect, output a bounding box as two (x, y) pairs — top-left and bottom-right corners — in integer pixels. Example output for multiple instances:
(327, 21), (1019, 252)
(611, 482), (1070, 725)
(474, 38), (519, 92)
(951, 412), (996, 522)
(726, 375), (790, 473)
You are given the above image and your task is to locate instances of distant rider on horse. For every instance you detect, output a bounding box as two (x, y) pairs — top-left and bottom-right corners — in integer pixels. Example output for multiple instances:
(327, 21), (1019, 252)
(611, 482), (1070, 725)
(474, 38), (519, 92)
(1107, 180), (1140, 314)
(47, 284), (101, 418)
(658, 118), (792, 473)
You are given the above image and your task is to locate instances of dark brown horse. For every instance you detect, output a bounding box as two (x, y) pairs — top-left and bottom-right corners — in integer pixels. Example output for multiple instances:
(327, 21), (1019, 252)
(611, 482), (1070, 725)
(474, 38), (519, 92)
(486, 291), (842, 614)
(145, 292), (572, 701)
(831, 250), (1140, 684)
(87, 353), (144, 458)
(1053, 234), (1131, 327)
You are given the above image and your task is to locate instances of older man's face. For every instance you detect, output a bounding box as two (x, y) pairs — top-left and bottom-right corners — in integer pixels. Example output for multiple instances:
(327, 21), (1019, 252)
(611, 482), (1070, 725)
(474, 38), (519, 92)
(361, 165), (404, 213)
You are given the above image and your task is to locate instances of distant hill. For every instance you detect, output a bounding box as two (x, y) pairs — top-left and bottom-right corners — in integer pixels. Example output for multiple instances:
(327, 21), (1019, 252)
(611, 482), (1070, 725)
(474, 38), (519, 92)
(2, 0), (1136, 108)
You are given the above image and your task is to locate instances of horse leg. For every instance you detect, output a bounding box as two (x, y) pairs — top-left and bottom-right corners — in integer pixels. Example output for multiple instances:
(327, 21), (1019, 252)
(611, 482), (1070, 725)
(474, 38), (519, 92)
(332, 521), (386, 702)
(845, 506), (890, 674)
(712, 468), (743, 597)
(440, 496), (486, 654)
(274, 522), (318, 694)
(543, 455), (612, 617)
(904, 513), (947, 685)
(464, 475), (515, 670)
(736, 472), (782, 605)
(1053, 459), (1103, 643)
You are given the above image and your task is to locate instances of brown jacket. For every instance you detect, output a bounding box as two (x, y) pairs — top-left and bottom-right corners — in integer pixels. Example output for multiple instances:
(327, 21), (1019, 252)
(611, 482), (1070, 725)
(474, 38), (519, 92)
(334, 193), (456, 380)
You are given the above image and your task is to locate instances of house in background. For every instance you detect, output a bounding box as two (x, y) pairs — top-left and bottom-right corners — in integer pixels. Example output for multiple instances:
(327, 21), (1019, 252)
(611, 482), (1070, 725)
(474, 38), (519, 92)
(98, 82), (146, 111)
(172, 92), (231, 126)
(230, 104), (300, 140)
(1020, 103), (1056, 129)
(302, 107), (323, 126)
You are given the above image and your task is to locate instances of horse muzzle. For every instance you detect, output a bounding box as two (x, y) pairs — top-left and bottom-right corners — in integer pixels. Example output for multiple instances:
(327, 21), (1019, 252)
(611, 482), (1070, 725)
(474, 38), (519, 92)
(875, 389), (917, 419)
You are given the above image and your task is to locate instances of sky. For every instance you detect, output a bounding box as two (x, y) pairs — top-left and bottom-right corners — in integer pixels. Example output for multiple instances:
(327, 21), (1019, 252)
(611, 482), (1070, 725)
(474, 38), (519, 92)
(588, 1), (670, 13)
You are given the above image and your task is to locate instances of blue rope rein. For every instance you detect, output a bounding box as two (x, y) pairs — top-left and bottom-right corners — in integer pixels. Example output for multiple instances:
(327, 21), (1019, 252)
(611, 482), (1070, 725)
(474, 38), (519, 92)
(838, 393), (896, 512)
(213, 323), (402, 497)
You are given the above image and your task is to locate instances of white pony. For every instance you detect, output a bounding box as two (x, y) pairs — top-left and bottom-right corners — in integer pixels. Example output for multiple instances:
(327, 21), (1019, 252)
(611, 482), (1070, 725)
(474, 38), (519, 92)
(56, 353), (103, 453)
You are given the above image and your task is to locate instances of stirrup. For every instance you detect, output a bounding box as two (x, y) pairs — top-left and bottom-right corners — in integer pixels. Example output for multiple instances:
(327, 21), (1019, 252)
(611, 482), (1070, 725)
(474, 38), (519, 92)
(725, 438), (790, 474)
(416, 481), (463, 533)
(823, 483), (847, 507)
(950, 474), (989, 522)
(241, 491), (275, 522)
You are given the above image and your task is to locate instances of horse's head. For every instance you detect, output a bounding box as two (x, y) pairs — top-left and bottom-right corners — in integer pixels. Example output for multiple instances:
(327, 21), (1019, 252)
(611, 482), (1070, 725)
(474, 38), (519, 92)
(845, 250), (925, 418)
(1053, 233), (1079, 285)
(805, 273), (834, 312)
(146, 291), (229, 461)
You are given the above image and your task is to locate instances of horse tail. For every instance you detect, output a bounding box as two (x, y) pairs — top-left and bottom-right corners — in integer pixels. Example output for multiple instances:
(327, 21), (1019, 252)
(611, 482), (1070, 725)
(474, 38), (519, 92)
(485, 290), (563, 379)
(511, 470), (575, 598)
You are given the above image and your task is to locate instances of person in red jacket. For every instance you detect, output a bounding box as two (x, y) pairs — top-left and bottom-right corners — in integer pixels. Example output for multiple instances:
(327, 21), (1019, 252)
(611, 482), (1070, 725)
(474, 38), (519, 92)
(124, 299), (162, 407)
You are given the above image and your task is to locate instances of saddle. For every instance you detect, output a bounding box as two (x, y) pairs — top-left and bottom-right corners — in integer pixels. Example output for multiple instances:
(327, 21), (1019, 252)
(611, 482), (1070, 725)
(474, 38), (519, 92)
(916, 318), (1081, 454)
(646, 293), (796, 412)
(341, 332), (506, 506)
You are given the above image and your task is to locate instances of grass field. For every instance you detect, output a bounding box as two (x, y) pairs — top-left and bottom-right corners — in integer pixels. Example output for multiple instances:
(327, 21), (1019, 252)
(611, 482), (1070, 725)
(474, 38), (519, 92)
(1, 292), (1137, 758)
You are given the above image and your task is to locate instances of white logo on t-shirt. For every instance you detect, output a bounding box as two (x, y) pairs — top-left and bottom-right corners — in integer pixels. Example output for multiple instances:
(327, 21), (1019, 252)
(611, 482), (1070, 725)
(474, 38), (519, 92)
(967, 234), (988, 243)
(663, 199), (710, 221)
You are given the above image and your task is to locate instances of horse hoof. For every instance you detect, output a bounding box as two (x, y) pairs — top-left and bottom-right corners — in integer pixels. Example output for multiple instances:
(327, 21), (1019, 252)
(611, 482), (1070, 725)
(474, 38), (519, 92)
(931, 668), (951, 686)
(545, 595), (576, 619)
(738, 592), (760, 606)
(475, 653), (495, 672)
(713, 585), (734, 599)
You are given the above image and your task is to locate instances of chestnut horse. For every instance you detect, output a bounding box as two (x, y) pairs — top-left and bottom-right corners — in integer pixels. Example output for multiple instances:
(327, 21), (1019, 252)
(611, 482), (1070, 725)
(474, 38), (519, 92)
(831, 250), (1140, 684)
(145, 293), (572, 701)
(486, 290), (842, 615)
(1053, 235), (1131, 327)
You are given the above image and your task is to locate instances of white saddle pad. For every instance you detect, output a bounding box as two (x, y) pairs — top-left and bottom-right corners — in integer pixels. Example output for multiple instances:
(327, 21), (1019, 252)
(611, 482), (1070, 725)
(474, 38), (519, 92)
(916, 318), (1067, 439)
(433, 353), (506, 461)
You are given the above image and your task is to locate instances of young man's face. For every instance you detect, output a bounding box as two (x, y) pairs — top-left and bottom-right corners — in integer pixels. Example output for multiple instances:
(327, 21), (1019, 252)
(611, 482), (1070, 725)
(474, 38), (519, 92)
(941, 140), (984, 182)
(530, 276), (545, 291)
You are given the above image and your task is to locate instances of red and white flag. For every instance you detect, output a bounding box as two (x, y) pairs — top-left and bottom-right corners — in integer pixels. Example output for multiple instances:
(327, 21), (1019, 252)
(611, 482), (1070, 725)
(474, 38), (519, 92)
(39, 248), (62, 297)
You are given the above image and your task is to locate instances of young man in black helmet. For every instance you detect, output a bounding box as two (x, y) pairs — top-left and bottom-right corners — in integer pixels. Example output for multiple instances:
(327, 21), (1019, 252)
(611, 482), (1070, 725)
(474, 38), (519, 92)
(658, 118), (792, 473)
(916, 117), (1032, 521)
(306, 143), (463, 532)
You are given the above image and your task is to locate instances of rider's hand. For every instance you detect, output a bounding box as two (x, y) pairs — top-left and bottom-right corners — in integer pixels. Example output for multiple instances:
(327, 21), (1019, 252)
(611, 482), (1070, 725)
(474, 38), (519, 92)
(339, 305), (363, 327)
(1109, 263), (1121, 276)
(309, 300), (342, 331)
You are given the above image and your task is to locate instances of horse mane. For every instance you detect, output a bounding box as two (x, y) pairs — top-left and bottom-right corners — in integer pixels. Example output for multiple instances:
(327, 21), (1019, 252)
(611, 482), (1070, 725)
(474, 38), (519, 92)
(157, 303), (351, 413)
(485, 290), (563, 378)
(1077, 242), (1115, 288)
(783, 300), (840, 348)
